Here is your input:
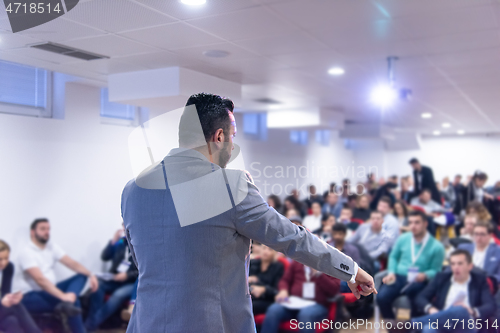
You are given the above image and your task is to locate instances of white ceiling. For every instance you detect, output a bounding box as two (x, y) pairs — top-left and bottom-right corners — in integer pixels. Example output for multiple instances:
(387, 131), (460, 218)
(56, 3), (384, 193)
(0, 0), (499, 135)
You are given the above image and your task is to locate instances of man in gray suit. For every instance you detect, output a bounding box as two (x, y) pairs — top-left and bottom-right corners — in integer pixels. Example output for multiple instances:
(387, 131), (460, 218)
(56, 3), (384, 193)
(121, 93), (376, 333)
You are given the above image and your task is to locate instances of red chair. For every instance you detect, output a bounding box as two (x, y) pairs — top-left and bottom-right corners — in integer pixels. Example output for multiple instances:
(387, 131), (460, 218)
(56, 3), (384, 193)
(410, 205), (426, 213)
(350, 218), (364, 226)
(277, 256), (290, 272)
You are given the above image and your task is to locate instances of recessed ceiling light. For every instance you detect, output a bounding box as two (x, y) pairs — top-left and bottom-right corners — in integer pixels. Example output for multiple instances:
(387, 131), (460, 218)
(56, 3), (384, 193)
(442, 122), (451, 128)
(433, 130), (441, 136)
(180, 0), (206, 5)
(203, 50), (230, 58)
(328, 67), (345, 76)
(421, 113), (432, 119)
(457, 130), (465, 135)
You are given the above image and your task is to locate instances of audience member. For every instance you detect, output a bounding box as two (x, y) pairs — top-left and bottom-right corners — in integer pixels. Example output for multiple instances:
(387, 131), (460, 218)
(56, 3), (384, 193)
(251, 241), (263, 260)
(0, 240), (41, 333)
(85, 227), (138, 331)
(302, 201), (322, 231)
(322, 192), (342, 218)
(377, 196), (400, 248)
(458, 222), (500, 284)
(393, 200), (409, 232)
(330, 224), (361, 293)
(19, 218), (98, 333)
(303, 185), (324, 209)
(288, 215), (303, 227)
(410, 189), (443, 215)
(370, 176), (398, 210)
(120, 279), (138, 323)
(377, 211), (445, 319)
(312, 214), (335, 242)
(284, 196), (305, 218)
(267, 195), (283, 215)
(348, 211), (391, 263)
(338, 207), (358, 231)
(440, 176), (456, 209)
(249, 245), (284, 315)
(409, 158), (441, 204)
(260, 260), (340, 333)
(459, 214), (478, 241)
(466, 201), (492, 223)
(452, 174), (466, 215)
(462, 171), (493, 208)
(412, 249), (496, 332)
(352, 194), (371, 222)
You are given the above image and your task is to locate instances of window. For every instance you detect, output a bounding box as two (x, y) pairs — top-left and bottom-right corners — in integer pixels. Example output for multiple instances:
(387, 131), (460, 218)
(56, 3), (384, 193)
(315, 130), (330, 146)
(100, 88), (149, 126)
(290, 130), (308, 146)
(243, 113), (267, 141)
(0, 60), (51, 117)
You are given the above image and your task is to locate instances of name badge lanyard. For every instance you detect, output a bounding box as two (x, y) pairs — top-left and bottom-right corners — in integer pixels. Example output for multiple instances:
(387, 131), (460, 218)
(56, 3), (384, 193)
(411, 233), (429, 265)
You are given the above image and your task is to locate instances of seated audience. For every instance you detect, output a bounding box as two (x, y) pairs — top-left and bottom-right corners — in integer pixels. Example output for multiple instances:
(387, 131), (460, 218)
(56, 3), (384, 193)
(459, 214), (478, 241)
(312, 214), (335, 242)
(409, 158), (442, 204)
(370, 175), (398, 210)
(412, 249), (496, 333)
(284, 196), (305, 218)
(462, 171), (493, 208)
(440, 176), (456, 209)
(0, 240), (41, 333)
(260, 260), (340, 333)
(377, 211), (445, 319)
(352, 194), (371, 222)
(251, 241), (263, 260)
(19, 218), (98, 333)
(393, 200), (409, 232)
(348, 211), (391, 262)
(322, 192), (341, 218)
(249, 245), (284, 315)
(410, 189), (444, 214)
(302, 201), (322, 231)
(85, 227), (138, 331)
(267, 194), (283, 215)
(338, 207), (358, 231)
(466, 201), (493, 224)
(329, 224), (361, 293)
(303, 185), (324, 209)
(285, 209), (299, 219)
(458, 222), (500, 284)
(377, 196), (400, 248)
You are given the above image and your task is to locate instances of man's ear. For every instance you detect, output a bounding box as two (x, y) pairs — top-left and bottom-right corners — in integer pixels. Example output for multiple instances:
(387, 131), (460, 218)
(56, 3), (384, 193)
(214, 128), (225, 144)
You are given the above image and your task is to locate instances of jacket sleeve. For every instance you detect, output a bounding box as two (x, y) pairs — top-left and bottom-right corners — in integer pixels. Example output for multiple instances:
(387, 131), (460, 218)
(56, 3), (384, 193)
(415, 273), (441, 313)
(232, 173), (357, 282)
(1, 263), (14, 296)
(101, 241), (115, 261)
(476, 277), (497, 319)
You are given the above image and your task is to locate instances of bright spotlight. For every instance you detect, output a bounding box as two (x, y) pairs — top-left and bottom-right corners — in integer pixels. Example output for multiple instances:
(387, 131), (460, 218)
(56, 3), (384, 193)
(328, 67), (345, 76)
(421, 113), (432, 119)
(442, 123), (451, 128)
(433, 130), (441, 136)
(370, 84), (397, 108)
(180, 0), (206, 5)
(457, 130), (465, 135)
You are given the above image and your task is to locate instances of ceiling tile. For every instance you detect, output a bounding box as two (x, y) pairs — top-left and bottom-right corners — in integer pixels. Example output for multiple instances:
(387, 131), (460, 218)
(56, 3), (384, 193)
(120, 22), (224, 50)
(14, 17), (106, 42)
(1, 47), (82, 64)
(60, 57), (149, 75)
(187, 7), (296, 41)
(114, 51), (203, 69)
(64, 0), (174, 33)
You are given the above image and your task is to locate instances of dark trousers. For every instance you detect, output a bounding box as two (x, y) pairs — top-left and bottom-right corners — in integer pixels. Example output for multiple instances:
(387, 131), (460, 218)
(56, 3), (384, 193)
(376, 274), (427, 319)
(22, 274), (87, 333)
(85, 279), (135, 331)
(0, 303), (42, 333)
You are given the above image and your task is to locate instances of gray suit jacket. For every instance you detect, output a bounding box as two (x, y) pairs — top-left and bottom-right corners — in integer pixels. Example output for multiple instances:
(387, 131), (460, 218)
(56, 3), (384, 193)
(121, 148), (356, 333)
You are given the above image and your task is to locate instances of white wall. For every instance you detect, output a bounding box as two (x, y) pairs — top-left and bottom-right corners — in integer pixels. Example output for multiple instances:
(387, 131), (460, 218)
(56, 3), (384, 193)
(386, 135), (500, 185)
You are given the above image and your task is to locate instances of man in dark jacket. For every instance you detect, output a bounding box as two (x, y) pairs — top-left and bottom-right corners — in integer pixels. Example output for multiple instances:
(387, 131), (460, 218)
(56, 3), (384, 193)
(411, 249), (496, 332)
(0, 240), (41, 333)
(409, 158), (441, 204)
(85, 228), (138, 331)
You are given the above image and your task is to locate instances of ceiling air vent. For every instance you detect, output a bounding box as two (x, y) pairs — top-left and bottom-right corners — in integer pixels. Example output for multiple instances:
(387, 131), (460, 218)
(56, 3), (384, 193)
(30, 42), (108, 61)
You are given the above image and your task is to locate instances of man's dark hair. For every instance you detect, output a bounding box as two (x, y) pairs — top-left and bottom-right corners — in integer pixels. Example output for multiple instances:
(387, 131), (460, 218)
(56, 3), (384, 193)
(379, 196), (392, 207)
(421, 188), (431, 194)
(332, 223), (347, 234)
(450, 249), (472, 264)
(321, 214), (333, 222)
(370, 210), (383, 218)
(409, 157), (419, 164)
(31, 218), (49, 230)
(408, 210), (428, 223)
(474, 221), (494, 234)
(180, 93), (234, 146)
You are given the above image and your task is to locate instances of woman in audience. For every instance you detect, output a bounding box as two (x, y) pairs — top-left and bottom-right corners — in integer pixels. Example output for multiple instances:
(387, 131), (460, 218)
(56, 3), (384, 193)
(393, 200), (409, 232)
(462, 171), (493, 208)
(248, 245), (284, 315)
(267, 195), (283, 214)
(312, 214), (336, 242)
(0, 240), (41, 333)
(283, 196), (305, 218)
(302, 201), (322, 231)
(466, 201), (492, 223)
(352, 194), (371, 222)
